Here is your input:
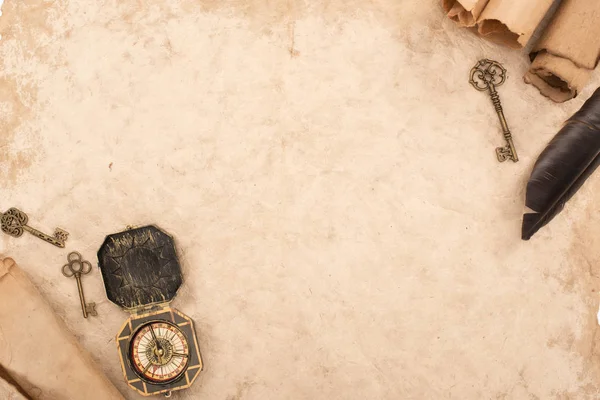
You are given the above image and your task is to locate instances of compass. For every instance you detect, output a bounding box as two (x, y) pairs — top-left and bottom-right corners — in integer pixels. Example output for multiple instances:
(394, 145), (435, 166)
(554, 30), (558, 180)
(98, 225), (203, 397)
(129, 320), (190, 384)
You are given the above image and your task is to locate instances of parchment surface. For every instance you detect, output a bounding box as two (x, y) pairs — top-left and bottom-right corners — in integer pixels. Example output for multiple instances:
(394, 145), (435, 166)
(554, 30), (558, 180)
(0, 258), (124, 400)
(1, 1), (600, 399)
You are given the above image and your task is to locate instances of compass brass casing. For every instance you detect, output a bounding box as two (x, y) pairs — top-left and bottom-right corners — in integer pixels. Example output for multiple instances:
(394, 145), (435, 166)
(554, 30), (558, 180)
(116, 308), (203, 396)
(98, 225), (203, 397)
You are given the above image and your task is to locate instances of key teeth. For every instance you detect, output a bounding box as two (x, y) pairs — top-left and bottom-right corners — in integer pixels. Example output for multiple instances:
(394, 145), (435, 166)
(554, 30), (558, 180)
(54, 228), (69, 244)
(496, 144), (518, 163)
(495, 146), (512, 162)
(87, 302), (98, 317)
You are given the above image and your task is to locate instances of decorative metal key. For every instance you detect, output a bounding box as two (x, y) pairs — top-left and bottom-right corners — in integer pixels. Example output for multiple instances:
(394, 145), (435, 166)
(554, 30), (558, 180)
(469, 59), (519, 163)
(62, 252), (97, 318)
(1, 207), (69, 247)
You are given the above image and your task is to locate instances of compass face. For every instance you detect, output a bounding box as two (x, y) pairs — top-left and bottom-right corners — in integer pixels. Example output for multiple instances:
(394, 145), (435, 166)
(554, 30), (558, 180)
(129, 321), (190, 384)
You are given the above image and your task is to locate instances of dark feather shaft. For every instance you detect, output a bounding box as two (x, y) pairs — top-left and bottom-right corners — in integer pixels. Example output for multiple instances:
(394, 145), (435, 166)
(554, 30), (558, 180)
(522, 87), (600, 240)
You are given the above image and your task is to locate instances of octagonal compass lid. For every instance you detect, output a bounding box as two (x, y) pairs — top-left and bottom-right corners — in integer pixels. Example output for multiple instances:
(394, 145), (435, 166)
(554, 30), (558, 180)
(98, 225), (182, 311)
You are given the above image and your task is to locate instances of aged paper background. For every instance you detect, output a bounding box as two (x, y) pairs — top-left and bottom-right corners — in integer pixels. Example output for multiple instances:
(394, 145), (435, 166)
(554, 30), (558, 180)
(1, 0), (600, 399)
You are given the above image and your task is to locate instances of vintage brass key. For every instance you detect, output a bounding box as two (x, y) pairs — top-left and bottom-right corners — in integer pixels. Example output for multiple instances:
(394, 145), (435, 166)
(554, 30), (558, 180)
(1, 207), (69, 247)
(62, 252), (97, 318)
(469, 59), (518, 163)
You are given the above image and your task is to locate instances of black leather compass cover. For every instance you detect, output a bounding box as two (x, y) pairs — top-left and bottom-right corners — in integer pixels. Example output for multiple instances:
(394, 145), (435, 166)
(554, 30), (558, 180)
(98, 225), (183, 310)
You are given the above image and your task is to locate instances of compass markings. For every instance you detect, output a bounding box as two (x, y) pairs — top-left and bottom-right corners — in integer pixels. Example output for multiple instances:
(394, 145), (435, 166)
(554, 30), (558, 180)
(130, 321), (189, 383)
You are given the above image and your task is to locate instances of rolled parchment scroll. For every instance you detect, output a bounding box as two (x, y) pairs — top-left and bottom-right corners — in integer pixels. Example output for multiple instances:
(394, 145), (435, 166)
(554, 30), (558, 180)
(442, 0), (489, 28)
(0, 258), (124, 400)
(525, 0), (600, 102)
(442, 0), (554, 48)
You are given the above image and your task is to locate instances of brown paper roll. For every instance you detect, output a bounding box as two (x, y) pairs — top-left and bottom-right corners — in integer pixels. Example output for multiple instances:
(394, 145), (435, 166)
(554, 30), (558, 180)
(525, 0), (600, 102)
(442, 0), (554, 48)
(0, 258), (124, 400)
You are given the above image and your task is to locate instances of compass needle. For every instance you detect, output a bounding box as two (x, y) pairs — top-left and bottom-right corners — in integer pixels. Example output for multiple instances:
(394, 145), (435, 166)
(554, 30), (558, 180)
(142, 361), (152, 375)
(150, 326), (159, 347)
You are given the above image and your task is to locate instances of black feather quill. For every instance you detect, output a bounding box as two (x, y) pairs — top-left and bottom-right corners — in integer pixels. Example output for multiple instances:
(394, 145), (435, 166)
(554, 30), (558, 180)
(523, 87), (600, 240)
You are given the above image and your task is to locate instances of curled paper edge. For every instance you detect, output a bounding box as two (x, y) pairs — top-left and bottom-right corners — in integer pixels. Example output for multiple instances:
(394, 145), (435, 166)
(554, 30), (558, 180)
(441, 0), (555, 49)
(524, 51), (592, 103)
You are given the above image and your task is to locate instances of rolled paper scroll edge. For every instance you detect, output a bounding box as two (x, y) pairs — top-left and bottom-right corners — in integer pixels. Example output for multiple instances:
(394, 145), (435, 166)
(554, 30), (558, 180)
(476, 0), (555, 49)
(524, 51), (592, 103)
(441, 0), (488, 27)
(476, 19), (521, 48)
(0, 258), (15, 279)
(442, 0), (554, 49)
(524, 70), (574, 103)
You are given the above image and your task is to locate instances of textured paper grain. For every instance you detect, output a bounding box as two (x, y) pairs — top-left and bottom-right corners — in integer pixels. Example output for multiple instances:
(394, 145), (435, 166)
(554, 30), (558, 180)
(2, 0), (600, 399)
(0, 258), (124, 400)
(525, 0), (600, 102)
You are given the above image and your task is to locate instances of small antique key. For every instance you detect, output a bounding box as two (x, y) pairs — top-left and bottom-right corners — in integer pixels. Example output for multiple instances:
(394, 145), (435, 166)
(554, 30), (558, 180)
(469, 59), (519, 163)
(62, 252), (97, 318)
(1, 207), (69, 247)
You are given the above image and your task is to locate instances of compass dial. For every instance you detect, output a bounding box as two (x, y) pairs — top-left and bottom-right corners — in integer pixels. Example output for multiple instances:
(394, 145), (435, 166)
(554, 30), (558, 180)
(129, 321), (190, 384)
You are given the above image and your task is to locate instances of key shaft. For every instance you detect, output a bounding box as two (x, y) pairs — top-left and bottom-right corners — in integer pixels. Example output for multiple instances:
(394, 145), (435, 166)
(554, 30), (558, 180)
(62, 252), (97, 319)
(488, 84), (518, 162)
(75, 274), (90, 318)
(22, 225), (68, 248)
(73, 274), (96, 318)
